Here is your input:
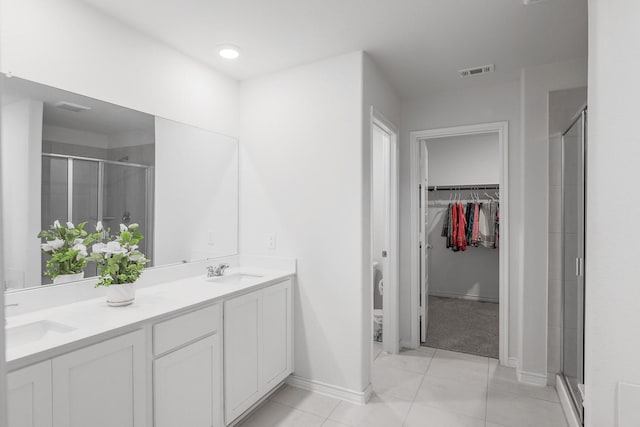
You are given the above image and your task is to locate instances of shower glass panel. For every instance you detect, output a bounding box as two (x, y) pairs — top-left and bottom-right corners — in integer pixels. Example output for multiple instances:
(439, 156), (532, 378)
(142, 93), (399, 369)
(72, 160), (100, 278)
(561, 109), (586, 422)
(103, 163), (152, 261)
(41, 156), (69, 283)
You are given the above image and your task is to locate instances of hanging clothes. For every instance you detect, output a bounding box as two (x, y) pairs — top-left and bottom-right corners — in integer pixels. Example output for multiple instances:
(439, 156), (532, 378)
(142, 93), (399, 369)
(494, 203), (500, 249)
(456, 203), (467, 251)
(479, 201), (498, 248)
(471, 202), (480, 247)
(450, 203), (459, 251)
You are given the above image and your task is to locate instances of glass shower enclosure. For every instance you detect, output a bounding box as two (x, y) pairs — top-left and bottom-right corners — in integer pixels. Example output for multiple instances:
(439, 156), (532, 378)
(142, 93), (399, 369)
(561, 108), (586, 423)
(41, 153), (154, 284)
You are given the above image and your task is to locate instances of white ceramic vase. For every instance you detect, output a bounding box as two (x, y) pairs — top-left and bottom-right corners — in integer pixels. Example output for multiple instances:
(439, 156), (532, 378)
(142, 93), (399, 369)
(105, 283), (136, 307)
(53, 271), (85, 285)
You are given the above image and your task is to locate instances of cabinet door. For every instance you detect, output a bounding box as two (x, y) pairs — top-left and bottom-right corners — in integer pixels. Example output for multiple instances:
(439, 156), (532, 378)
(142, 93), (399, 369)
(224, 291), (260, 423)
(260, 280), (292, 391)
(52, 330), (146, 427)
(154, 334), (222, 427)
(8, 361), (52, 427)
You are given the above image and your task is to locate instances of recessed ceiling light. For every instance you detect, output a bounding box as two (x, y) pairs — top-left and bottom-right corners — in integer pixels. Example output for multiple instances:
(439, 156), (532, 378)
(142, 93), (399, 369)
(218, 45), (240, 59)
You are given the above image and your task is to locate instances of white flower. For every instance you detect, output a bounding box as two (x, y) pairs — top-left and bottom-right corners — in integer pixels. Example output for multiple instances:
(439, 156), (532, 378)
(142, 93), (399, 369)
(129, 245), (138, 251)
(119, 224), (128, 232)
(74, 238), (84, 245)
(73, 243), (88, 260)
(66, 221), (75, 229)
(92, 242), (106, 253)
(53, 220), (61, 228)
(96, 221), (103, 232)
(104, 241), (127, 256)
(129, 223), (139, 229)
(41, 242), (53, 252)
(129, 253), (143, 261)
(49, 238), (64, 251)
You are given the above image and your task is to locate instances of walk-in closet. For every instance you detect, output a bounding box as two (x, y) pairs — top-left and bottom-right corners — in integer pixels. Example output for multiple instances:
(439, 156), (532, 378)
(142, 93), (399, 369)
(419, 130), (503, 358)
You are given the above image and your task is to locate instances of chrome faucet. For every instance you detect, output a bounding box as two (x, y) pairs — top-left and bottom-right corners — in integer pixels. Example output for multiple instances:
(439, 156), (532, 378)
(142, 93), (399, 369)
(206, 264), (230, 278)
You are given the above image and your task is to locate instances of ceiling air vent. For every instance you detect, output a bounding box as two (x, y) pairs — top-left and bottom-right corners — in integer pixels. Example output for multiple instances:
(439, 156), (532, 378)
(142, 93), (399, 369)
(54, 101), (91, 113)
(524, 0), (550, 4)
(459, 64), (495, 78)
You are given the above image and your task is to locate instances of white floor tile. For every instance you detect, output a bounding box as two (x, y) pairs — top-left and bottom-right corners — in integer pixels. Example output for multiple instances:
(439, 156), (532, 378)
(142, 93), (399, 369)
(486, 390), (568, 427)
(426, 350), (489, 387)
(321, 420), (351, 427)
(328, 392), (412, 427)
(403, 404), (485, 427)
(414, 375), (487, 420)
(374, 349), (434, 374)
(415, 345), (438, 354)
(271, 385), (341, 417)
(373, 341), (383, 359)
(240, 401), (325, 427)
(371, 364), (424, 400)
(488, 359), (560, 402)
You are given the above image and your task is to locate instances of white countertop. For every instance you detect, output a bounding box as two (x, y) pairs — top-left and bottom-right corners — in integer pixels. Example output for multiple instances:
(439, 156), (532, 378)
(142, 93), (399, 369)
(5, 267), (294, 369)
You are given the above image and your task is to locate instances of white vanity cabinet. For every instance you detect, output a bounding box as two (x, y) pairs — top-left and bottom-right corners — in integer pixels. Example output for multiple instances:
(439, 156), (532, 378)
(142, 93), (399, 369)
(153, 304), (223, 427)
(7, 361), (52, 427)
(224, 279), (293, 424)
(51, 330), (146, 427)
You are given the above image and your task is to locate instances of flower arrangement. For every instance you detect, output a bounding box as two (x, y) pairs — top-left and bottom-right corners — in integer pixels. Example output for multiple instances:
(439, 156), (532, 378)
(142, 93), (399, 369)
(38, 220), (98, 280)
(90, 223), (149, 287)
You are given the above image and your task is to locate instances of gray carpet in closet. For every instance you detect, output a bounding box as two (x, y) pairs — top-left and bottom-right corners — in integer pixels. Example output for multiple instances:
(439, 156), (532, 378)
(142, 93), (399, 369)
(423, 296), (499, 359)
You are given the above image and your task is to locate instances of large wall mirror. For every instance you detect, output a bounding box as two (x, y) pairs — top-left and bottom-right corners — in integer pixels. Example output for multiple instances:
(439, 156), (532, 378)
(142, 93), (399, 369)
(1, 75), (239, 291)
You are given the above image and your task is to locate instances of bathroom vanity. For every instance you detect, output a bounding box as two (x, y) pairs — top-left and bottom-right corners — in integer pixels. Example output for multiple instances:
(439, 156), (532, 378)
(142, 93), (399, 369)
(5, 265), (295, 427)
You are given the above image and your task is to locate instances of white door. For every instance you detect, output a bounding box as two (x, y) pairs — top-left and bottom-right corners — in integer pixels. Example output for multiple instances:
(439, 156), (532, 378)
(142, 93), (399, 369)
(154, 334), (222, 427)
(419, 141), (429, 343)
(52, 330), (146, 427)
(8, 361), (52, 427)
(260, 280), (292, 391)
(224, 291), (260, 423)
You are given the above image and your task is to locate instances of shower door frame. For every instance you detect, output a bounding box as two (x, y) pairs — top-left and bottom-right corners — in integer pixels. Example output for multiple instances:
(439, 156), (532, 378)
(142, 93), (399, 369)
(560, 107), (587, 424)
(42, 153), (155, 264)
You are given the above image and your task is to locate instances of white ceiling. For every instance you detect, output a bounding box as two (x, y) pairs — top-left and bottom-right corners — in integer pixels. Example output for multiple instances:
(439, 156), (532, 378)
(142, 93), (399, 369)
(78, 0), (587, 99)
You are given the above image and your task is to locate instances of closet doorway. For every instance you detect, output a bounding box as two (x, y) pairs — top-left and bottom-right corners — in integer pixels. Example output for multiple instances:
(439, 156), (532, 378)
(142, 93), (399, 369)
(409, 122), (509, 364)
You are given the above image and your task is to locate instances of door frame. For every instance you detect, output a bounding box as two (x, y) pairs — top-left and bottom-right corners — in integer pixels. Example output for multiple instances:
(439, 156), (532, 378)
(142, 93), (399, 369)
(370, 107), (400, 355)
(409, 121), (510, 365)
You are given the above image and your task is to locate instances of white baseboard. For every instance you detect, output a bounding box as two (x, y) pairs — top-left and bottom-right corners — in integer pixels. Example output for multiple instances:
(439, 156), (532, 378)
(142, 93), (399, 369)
(400, 339), (418, 350)
(505, 357), (518, 368)
(517, 369), (548, 386)
(286, 375), (372, 405)
(428, 290), (499, 303)
(556, 375), (581, 427)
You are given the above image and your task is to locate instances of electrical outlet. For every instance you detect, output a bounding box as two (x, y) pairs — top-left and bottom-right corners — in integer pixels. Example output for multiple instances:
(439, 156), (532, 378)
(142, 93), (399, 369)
(267, 233), (276, 249)
(207, 231), (215, 246)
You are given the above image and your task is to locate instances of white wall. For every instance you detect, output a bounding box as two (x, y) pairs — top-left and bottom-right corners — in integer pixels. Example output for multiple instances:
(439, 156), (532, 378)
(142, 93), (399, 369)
(585, 1), (640, 425)
(0, 0), (239, 137)
(155, 117), (238, 265)
(1, 99), (43, 289)
(239, 52), (366, 393)
(519, 58), (587, 381)
(426, 133), (499, 187)
(400, 80), (522, 358)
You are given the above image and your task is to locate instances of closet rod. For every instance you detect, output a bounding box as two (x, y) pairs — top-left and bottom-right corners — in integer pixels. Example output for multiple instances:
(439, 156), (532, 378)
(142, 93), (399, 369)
(427, 184), (499, 192)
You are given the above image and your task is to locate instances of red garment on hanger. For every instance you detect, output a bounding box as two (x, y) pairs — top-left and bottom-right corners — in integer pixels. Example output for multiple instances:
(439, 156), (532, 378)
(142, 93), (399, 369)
(451, 203), (457, 248)
(457, 203), (467, 251)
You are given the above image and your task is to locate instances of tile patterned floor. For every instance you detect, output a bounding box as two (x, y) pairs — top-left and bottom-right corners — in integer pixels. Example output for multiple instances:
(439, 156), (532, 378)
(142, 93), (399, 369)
(239, 347), (568, 427)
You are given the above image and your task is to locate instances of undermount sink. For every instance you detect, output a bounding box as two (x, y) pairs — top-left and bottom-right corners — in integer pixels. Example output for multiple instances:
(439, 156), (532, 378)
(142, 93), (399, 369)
(6, 320), (76, 348)
(207, 273), (263, 285)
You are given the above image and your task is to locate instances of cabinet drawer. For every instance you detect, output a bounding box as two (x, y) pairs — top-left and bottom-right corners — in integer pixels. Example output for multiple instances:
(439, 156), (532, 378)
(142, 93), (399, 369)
(154, 304), (220, 355)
